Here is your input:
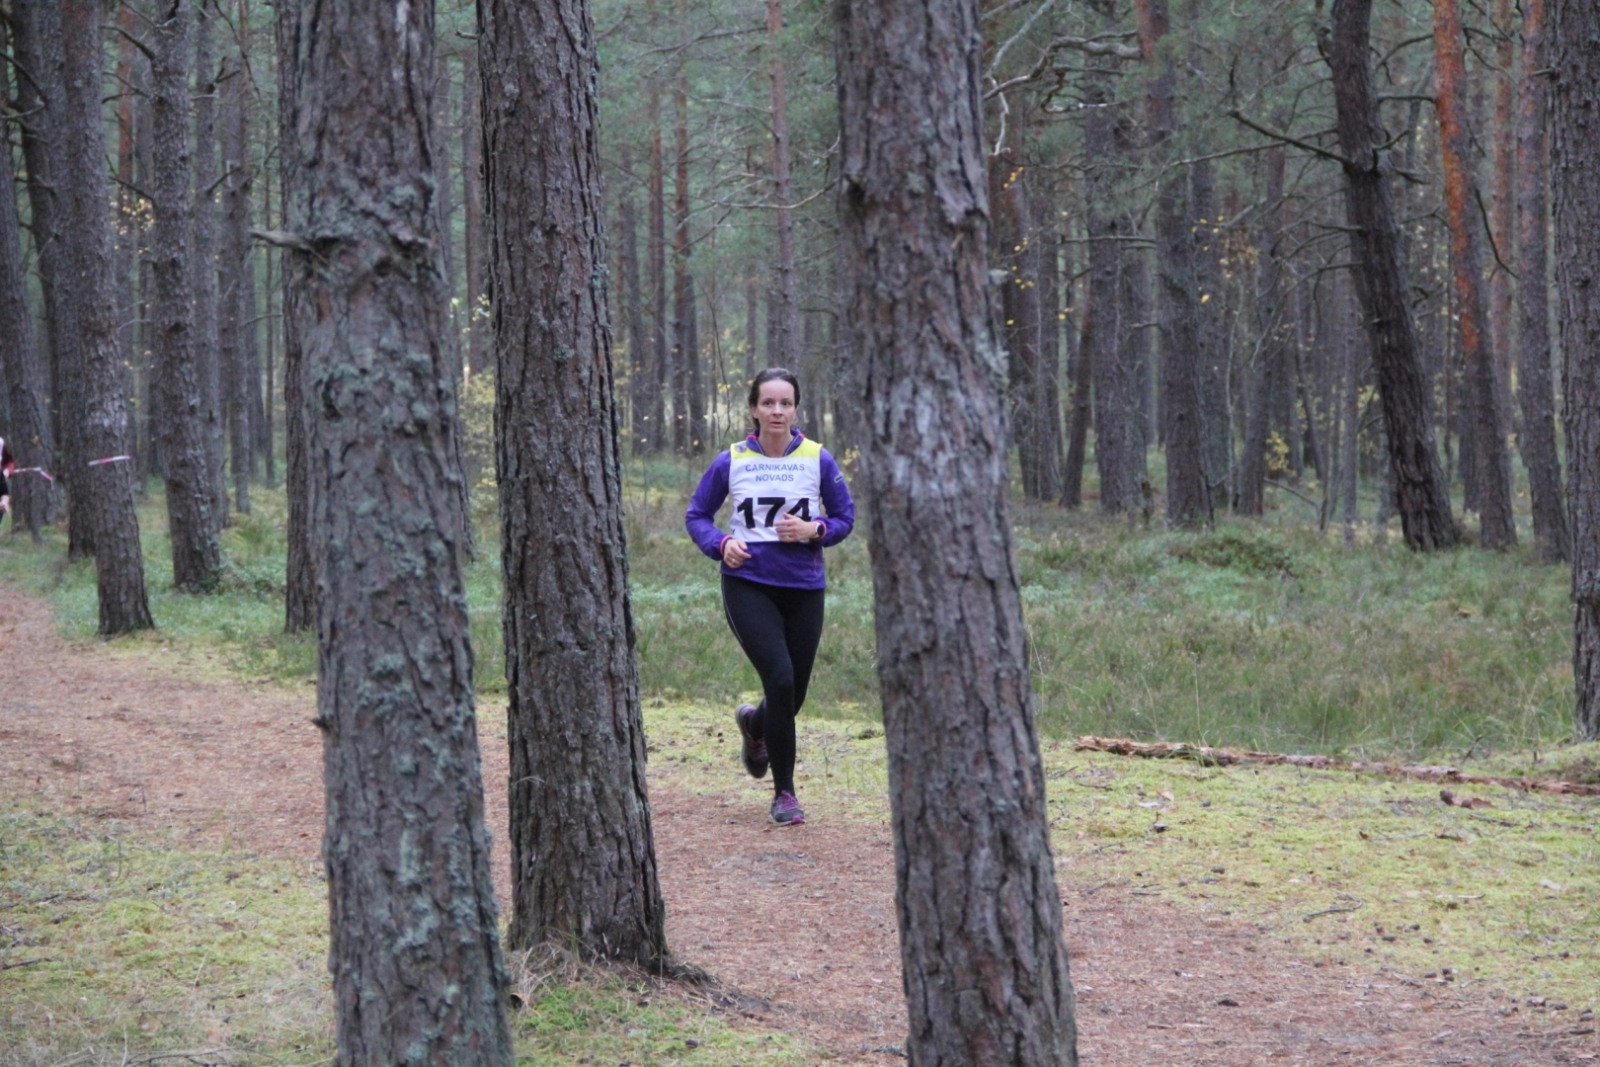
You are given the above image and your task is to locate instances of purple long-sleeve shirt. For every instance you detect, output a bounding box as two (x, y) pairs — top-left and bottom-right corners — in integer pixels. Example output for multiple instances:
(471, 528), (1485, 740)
(685, 429), (855, 590)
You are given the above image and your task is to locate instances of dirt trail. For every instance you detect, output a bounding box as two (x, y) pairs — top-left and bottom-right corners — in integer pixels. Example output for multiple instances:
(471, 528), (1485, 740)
(0, 585), (1591, 1066)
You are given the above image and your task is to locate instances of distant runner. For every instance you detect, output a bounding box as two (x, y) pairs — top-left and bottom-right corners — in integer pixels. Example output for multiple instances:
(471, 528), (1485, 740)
(685, 368), (855, 826)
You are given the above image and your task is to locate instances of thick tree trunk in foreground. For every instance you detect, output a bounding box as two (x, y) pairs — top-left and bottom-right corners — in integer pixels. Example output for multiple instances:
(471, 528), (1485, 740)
(151, 0), (225, 592)
(1552, 0), (1600, 741)
(481, 0), (669, 967)
(1434, 0), (1515, 548)
(283, 1), (514, 1061)
(0, 19), (56, 540)
(837, 2), (1078, 1063)
(61, 0), (153, 634)
(1516, 0), (1568, 564)
(1328, 0), (1459, 550)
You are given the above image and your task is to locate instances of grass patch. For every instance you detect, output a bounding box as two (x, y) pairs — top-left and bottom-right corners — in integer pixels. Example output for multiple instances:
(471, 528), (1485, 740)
(1042, 737), (1600, 1013)
(0, 802), (333, 1064)
(0, 795), (821, 1066)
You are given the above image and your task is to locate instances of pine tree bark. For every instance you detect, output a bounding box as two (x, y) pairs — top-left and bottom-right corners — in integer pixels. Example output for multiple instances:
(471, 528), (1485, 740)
(283, 0), (515, 1060)
(151, 0), (225, 592)
(1435, 0), (1516, 548)
(194, 1), (229, 530)
(1490, 0), (1516, 428)
(1140, 0), (1210, 527)
(0, 17), (56, 540)
(1516, 0), (1568, 563)
(991, 151), (1044, 499)
(619, 150), (650, 455)
(276, 0), (315, 633)
(481, 0), (669, 966)
(61, 0), (154, 633)
(837, 3), (1078, 1063)
(462, 45), (486, 376)
(1082, 31), (1138, 514)
(13, 0), (87, 556)
(1552, 0), (1600, 740)
(767, 0), (801, 367)
(1327, 0), (1459, 550)
(646, 13), (668, 455)
(1239, 139), (1288, 517)
(671, 70), (692, 456)
(221, 31), (254, 515)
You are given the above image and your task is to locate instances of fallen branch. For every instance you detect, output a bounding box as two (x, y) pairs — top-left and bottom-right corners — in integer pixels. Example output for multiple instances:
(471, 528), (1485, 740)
(1072, 736), (1600, 797)
(1303, 899), (1364, 923)
(0, 957), (55, 971)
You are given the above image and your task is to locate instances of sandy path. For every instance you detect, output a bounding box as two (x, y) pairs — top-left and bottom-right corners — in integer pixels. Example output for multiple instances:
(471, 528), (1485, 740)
(1, 585), (1593, 1065)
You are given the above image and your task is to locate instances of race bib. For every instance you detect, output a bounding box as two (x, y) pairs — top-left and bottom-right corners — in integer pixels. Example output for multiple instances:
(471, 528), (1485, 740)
(727, 439), (823, 542)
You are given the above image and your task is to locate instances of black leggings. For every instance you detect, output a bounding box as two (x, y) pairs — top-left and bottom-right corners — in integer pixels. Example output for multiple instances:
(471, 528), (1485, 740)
(721, 574), (825, 796)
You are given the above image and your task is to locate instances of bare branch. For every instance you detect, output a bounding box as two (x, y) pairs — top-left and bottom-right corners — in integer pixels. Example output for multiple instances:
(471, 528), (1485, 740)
(1227, 109), (1354, 168)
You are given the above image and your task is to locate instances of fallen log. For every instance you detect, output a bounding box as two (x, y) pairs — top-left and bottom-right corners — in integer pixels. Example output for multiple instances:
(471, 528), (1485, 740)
(1072, 736), (1600, 797)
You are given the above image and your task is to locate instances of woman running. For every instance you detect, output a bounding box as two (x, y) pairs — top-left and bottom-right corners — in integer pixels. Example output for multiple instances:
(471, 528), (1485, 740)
(685, 368), (855, 825)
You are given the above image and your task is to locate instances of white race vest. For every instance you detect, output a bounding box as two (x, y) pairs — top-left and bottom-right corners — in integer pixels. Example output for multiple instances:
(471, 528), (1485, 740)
(727, 438), (823, 542)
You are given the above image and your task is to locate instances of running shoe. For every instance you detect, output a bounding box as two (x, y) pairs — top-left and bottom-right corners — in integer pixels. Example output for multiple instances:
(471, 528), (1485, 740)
(770, 790), (805, 826)
(735, 703), (769, 779)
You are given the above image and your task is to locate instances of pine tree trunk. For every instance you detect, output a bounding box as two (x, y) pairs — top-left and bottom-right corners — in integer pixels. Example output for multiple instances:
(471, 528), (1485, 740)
(1516, 0), (1568, 563)
(619, 150), (650, 455)
(481, 0), (669, 966)
(1083, 38), (1137, 513)
(745, 273), (761, 377)
(1328, 0), (1459, 550)
(276, 0), (315, 633)
(1140, 0), (1211, 527)
(1435, 0), (1516, 548)
(671, 67), (692, 456)
(0, 17), (56, 540)
(116, 8), (141, 476)
(261, 160), (277, 489)
(1490, 0), (1517, 432)
(838, 3), (1078, 1062)
(767, 0), (800, 367)
(61, 0), (154, 633)
(462, 45), (486, 377)
(1552, 0), (1600, 740)
(151, 0), (225, 592)
(646, 22), (668, 455)
(283, 1), (514, 1059)
(686, 272), (705, 454)
(221, 31), (253, 515)
(13, 0), (88, 556)
(1037, 208), (1065, 502)
(991, 151), (1043, 498)
(194, 1), (229, 530)
(1190, 156), (1230, 506)
(1239, 140), (1288, 517)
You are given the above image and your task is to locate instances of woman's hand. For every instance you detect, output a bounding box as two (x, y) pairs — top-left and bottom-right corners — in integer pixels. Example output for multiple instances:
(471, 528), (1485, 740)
(775, 513), (820, 543)
(722, 537), (751, 568)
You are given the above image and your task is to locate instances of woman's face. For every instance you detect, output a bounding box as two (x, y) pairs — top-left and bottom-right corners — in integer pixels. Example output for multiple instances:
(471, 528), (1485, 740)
(751, 380), (797, 437)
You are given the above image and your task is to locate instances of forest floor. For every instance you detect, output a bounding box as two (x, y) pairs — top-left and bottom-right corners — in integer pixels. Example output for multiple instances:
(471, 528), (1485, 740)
(2, 582), (1598, 1066)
